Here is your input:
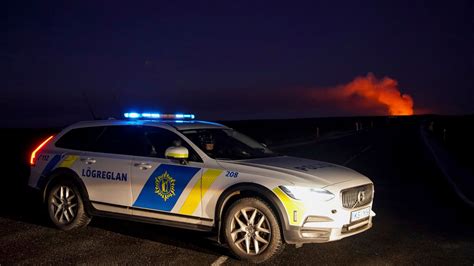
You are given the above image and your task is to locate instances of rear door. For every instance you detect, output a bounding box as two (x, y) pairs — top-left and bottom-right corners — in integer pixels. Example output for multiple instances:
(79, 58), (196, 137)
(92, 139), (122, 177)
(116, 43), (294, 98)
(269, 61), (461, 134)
(79, 126), (146, 212)
(130, 126), (206, 224)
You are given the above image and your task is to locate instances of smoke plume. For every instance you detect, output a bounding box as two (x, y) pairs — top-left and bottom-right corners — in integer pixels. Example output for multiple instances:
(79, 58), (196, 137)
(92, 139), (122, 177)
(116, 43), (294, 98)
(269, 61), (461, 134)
(311, 73), (414, 115)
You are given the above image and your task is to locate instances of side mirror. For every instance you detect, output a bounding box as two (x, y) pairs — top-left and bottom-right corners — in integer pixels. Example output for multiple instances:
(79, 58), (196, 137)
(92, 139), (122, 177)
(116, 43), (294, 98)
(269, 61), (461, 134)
(165, 146), (189, 161)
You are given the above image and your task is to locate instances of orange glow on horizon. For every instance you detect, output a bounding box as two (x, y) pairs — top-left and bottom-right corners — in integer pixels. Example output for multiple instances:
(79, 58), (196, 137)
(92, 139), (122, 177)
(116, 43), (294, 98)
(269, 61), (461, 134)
(312, 73), (414, 116)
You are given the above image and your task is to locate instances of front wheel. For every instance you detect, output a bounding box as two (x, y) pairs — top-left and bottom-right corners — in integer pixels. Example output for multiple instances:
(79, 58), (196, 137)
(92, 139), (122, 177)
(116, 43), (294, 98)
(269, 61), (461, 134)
(46, 180), (91, 230)
(224, 197), (285, 263)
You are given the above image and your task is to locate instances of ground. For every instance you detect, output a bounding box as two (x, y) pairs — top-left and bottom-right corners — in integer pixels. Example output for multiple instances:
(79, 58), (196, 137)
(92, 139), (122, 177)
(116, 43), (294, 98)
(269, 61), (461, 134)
(0, 121), (472, 265)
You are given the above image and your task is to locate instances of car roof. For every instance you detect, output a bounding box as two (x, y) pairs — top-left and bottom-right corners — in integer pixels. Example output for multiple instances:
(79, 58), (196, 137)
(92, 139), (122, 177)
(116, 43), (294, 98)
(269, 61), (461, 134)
(159, 120), (228, 130)
(67, 119), (229, 131)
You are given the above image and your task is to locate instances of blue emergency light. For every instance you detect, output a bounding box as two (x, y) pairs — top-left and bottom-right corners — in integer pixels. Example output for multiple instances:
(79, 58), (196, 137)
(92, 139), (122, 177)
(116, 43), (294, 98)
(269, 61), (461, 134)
(123, 112), (195, 120)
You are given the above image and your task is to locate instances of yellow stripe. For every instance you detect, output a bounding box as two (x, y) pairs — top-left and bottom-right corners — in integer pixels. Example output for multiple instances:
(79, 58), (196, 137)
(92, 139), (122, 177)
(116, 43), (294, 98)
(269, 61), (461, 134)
(179, 169), (223, 215)
(166, 152), (188, 158)
(273, 187), (306, 226)
(58, 155), (78, 168)
(201, 169), (222, 194)
(179, 177), (201, 215)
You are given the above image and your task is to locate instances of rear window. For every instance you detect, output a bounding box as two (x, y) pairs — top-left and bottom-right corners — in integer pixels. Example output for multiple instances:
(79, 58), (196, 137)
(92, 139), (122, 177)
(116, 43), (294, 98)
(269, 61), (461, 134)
(55, 126), (105, 151)
(92, 126), (148, 156)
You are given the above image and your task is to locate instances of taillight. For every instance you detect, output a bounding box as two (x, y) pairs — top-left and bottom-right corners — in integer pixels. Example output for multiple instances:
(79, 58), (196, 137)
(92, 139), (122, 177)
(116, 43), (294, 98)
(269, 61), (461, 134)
(30, 135), (54, 166)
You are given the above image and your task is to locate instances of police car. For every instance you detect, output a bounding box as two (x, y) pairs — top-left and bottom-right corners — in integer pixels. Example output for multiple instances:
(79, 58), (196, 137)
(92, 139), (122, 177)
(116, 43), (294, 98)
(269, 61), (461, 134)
(28, 112), (375, 263)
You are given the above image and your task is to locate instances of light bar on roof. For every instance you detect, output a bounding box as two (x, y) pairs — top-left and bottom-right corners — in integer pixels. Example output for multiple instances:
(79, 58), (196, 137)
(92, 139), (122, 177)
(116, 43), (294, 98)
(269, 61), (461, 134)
(123, 112), (195, 120)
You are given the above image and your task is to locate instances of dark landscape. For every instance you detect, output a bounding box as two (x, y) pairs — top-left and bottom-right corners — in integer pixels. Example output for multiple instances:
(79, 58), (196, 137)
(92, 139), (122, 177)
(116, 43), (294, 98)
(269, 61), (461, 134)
(3, 1), (473, 264)
(1, 115), (472, 265)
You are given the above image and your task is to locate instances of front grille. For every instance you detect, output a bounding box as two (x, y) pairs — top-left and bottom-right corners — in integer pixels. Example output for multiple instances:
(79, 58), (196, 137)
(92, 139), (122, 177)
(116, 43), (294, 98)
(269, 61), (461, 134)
(341, 184), (373, 208)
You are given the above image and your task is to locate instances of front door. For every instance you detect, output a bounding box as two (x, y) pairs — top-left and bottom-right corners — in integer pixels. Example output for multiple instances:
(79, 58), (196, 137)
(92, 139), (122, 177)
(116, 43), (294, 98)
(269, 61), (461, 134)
(130, 126), (205, 222)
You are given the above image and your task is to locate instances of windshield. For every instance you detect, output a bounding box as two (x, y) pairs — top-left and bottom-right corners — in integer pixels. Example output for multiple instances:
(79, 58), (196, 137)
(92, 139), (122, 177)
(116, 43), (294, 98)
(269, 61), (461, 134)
(180, 128), (279, 160)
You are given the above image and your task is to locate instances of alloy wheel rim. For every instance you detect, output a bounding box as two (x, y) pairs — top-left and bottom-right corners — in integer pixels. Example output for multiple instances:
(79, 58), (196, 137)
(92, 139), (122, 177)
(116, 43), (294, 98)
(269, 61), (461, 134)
(51, 185), (78, 224)
(230, 207), (271, 255)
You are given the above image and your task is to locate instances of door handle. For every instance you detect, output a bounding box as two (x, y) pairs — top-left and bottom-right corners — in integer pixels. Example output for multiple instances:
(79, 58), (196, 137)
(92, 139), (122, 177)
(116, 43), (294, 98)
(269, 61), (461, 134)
(81, 158), (97, 164)
(134, 162), (152, 170)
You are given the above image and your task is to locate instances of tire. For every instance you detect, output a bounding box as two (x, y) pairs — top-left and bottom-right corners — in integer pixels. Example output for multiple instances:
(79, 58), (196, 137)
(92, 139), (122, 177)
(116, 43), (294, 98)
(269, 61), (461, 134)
(224, 197), (285, 263)
(46, 180), (91, 230)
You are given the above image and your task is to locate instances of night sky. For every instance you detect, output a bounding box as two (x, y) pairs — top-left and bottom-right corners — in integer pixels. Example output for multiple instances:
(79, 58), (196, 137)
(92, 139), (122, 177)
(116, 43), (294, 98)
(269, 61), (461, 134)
(3, 1), (473, 127)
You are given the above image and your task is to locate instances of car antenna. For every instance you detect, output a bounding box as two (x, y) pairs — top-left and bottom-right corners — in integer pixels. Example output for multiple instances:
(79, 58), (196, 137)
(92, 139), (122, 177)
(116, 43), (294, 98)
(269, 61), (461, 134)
(81, 91), (98, 120)
(112, 87), (123, 119)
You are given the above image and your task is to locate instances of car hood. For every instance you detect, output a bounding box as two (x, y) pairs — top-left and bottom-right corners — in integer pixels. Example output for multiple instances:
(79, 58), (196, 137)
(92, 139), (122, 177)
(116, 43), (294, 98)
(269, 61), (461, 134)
(220, 156), (371, 187)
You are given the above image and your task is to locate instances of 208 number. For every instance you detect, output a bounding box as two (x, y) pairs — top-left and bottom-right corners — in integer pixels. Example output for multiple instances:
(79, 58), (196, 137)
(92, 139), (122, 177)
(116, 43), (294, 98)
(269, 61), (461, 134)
(225, 171), (239, 178)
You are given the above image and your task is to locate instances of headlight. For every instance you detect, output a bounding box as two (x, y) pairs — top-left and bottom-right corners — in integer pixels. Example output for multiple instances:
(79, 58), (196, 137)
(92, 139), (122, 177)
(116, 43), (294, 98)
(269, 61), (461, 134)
(280, 186), (335, 201)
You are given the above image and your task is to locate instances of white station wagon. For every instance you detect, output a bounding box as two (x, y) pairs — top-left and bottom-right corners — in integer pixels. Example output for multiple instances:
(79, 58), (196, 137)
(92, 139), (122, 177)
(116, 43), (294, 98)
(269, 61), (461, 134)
(28, 113), (375, 263)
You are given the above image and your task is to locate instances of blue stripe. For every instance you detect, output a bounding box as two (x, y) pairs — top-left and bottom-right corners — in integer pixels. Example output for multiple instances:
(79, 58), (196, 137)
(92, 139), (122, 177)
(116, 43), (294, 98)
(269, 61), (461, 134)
(133, 164), (200, 212)
(41, 154), (61, 177)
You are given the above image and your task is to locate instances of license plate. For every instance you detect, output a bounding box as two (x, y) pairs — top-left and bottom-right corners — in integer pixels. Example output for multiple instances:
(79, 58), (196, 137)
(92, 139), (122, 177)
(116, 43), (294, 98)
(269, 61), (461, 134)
(351, 207), (370, 222)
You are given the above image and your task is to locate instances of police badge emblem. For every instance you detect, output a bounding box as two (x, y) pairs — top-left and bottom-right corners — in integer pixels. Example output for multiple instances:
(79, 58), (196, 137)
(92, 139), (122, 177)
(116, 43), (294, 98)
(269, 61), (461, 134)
(154, 171), (176, 201)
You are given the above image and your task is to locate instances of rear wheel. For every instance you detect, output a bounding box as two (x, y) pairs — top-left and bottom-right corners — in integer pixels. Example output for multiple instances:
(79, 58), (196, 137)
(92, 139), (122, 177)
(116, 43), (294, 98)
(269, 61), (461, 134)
(224, 197), (285, 263)
(47, 180), (91, 230)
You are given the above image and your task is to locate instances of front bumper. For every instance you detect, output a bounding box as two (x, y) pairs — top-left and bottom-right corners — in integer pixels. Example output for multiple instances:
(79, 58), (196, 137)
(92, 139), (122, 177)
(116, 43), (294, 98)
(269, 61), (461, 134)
(273, 181), (376, 244)
(283, 210), (375, 244)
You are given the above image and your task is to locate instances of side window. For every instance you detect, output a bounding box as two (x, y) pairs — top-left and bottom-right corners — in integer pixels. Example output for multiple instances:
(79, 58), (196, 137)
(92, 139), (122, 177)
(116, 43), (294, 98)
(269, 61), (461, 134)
(92, 126), (150, 156)
(143, 127), (202, 162)
(55, 126), (106, 151)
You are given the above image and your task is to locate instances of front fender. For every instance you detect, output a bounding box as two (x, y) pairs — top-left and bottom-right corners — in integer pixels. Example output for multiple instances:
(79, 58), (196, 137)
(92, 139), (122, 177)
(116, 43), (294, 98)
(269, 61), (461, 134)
(214, 182), (292, 243)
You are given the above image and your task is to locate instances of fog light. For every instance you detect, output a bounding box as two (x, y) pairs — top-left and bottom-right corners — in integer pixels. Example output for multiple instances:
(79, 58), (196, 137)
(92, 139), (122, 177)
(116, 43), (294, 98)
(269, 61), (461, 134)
(305, 216), (333, 223)
(301, 229), (331, 239)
